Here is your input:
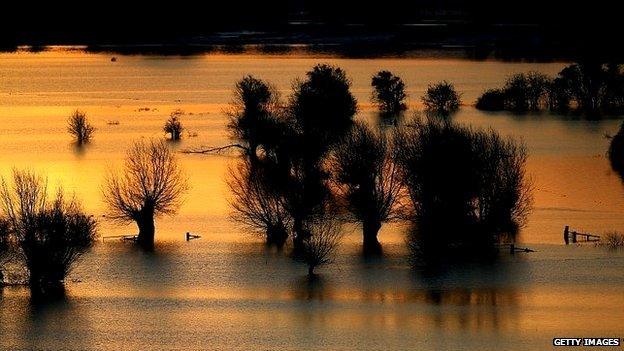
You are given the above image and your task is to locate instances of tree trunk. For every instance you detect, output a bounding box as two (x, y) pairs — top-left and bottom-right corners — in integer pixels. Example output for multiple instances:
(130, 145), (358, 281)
(308, 265), (315, 277)
(29, 270), (65, 299)
(248, 142), (259, 163)
(292, 217), (307, 253)
(266, 224), (288, 249)
(362, 220), (382, 255)
(136, 210), (156, 249)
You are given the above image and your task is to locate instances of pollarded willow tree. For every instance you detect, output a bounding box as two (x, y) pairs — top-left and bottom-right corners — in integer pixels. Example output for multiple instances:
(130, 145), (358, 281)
(0, 170), (97, 295)
(331, 121), (403, 254)
(103, 139), (188, 248)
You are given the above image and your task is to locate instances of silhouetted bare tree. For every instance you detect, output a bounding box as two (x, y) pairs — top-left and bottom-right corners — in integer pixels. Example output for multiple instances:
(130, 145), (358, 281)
(473, 130), (532, 236)
(67, 110), (95, 144)
(103, 140), (188, 248)
(227, 75), (281, 160)
(164, 109), (184, 141)
(227, 160), (291, 248)
(422, 81), (461, 115)
(371, 70), (407, 115)
(0, 170), (97, 295)
(297, 216), (342, 277)
(395, 117), (531, 256)
(331, 122), (403, 254)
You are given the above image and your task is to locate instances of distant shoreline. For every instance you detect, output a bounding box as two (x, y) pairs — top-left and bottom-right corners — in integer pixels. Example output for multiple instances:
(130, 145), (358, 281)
(2, 25), (622, 61)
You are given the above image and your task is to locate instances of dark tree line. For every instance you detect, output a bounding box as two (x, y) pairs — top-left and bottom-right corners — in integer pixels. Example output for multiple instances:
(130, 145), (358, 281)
(226, 64), (531, 274)
(476, 63), (624, 116)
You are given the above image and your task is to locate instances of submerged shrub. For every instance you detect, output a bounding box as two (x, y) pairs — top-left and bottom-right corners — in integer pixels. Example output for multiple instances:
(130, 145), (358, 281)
(67, 110), (95, 144)
(297, 216), (343, 277)
(164, 109), (184, 141)
(395, 117), (532, 257)
(0, 170), (97, 295)
(371, 70), (407, 114)
(422, 81), (462, 115)
(603, 231), (624, 248)
(475, 89), (507, 111)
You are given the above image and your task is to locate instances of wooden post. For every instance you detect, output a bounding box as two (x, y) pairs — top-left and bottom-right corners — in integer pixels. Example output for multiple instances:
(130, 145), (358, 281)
(510, 243), (515, 255)
(185, 232), (190, 241)
(564, 226), (569, 245)
(572, 231), (577, 243)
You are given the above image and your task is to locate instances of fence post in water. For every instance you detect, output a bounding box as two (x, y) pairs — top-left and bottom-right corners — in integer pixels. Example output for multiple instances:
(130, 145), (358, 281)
(510, 243), (515, 254)
(564, 226), (569, 245)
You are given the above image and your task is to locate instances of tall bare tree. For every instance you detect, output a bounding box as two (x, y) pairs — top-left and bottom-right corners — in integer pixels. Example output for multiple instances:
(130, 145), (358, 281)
(103, 140), (188, 248)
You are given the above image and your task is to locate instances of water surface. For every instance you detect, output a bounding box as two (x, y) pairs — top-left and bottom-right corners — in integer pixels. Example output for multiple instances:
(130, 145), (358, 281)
(1, 49), (623, 350)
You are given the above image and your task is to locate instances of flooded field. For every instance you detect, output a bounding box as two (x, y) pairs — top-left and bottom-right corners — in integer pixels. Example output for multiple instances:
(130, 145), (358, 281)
(1, 49), (623, 350)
